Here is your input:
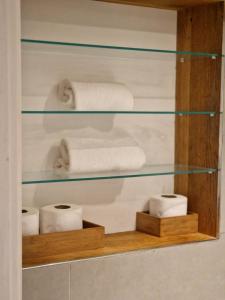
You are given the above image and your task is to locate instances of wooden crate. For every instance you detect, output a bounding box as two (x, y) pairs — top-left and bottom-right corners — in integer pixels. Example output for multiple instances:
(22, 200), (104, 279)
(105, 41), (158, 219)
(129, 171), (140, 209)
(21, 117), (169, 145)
(136, 211), (198, 237)
(23, 220), (105, 266)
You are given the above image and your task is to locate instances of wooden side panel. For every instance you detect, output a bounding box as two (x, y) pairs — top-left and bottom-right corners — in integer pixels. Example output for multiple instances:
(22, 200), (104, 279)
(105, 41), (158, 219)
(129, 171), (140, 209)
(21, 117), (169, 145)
(175, 8), (192, 194)
(175, 2), (223, 237)
(94, 0), (223, 10)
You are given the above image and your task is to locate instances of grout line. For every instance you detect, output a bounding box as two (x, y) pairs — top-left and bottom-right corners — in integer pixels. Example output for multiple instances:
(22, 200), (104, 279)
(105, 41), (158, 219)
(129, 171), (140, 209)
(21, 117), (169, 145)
(69, 263), (71, 300)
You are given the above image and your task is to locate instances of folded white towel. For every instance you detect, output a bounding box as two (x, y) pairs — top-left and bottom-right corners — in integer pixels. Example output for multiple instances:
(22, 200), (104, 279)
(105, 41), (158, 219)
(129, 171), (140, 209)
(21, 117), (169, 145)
(57, 79), (134, 110)
(54, 137), (146, 174)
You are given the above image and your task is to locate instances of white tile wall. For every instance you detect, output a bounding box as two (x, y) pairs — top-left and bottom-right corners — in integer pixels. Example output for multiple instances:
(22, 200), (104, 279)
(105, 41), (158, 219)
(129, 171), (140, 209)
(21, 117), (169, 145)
(23, 264), (70, 300)
(69, 234), (225, 300)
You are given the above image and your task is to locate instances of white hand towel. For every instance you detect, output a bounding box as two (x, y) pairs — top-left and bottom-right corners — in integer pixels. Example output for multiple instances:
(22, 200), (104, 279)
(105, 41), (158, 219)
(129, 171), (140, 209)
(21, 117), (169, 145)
(57, 79), (134, 110)
(149, 194), (188, 218)
(54, 137), (146, 174)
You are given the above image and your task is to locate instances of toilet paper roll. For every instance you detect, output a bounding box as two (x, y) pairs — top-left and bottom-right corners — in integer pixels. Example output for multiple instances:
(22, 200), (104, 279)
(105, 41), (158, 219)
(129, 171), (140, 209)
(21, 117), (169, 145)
(149, 194), (188, 218)
(22, 207), (39, 236)
(40, 203), (83, 234)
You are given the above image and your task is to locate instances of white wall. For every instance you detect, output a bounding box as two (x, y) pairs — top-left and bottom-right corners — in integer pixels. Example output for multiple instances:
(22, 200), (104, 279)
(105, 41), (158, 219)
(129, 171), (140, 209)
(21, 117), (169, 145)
(0, 0), (22, 300)
(21, 0), (177, 233)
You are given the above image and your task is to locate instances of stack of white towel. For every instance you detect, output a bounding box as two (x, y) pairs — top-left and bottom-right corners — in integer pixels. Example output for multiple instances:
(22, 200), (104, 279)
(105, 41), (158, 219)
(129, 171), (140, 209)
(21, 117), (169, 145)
(55, 80), (145, 174)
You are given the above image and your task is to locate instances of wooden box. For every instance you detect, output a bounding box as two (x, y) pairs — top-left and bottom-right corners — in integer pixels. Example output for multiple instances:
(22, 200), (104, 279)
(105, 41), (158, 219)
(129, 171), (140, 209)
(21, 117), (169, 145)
(136, 212), (198, 237)
(23, 220), (105, 265)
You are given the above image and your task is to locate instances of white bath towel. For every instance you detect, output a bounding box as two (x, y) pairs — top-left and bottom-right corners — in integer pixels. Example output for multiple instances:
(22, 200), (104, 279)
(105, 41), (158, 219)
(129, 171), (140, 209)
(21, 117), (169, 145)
(57, 79), (134, 110)
(54, 137), (146, 174)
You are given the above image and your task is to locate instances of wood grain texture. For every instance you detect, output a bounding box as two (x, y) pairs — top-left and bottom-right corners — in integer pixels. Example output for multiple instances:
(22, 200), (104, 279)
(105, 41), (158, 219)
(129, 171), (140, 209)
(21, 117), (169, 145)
(175, 2), (223, 237)
(23, 231), (215, 268)
(137, 212), (198, 236)
(137, 212), (160, 236)
(23, 221), (105, 266)
(94, 0), (223, 10)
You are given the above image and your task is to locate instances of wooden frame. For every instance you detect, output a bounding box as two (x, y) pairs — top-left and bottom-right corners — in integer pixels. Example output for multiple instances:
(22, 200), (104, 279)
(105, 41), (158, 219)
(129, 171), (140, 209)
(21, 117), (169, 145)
(20, 1), (224, 269)
(95, 0), (223, 10)
(175, 2), (223, 237)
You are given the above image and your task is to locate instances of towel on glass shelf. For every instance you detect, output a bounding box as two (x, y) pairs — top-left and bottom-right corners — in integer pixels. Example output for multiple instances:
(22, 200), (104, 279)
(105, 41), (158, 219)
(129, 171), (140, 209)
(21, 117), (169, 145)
(57, 79), (134, 110)
(54, 137), (146, 174)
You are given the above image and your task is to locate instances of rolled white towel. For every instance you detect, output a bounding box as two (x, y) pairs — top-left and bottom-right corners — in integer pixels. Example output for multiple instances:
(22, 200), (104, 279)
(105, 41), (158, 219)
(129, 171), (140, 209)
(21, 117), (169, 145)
(54, 137), (146, 174)
(57, 79), (134, 110)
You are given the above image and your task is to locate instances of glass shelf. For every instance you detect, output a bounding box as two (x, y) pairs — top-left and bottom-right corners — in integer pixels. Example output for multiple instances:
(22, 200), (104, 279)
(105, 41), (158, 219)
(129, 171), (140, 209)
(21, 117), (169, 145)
(21, 110), (220, 116)
(21, 38), (223, 59)
(22, 164), (217, 185)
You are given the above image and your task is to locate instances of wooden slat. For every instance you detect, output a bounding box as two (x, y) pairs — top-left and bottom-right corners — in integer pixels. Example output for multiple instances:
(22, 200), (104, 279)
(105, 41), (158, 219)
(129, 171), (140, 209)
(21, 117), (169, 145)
(22, 231), (215, 268)
(175, 2), (223, 237)
(94, 0), (223, 10)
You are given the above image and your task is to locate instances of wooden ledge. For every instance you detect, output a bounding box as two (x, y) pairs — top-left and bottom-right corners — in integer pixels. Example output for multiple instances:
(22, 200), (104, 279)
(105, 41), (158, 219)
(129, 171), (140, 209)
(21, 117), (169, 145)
(23, 231), (215, 268)
(94, 0), (223, 10)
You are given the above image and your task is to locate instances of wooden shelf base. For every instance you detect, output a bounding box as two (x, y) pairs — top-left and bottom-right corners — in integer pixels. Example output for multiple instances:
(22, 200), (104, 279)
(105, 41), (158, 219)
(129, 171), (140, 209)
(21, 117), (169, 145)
(23, 231), (215, 268)
(94, 0), (222, 10)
